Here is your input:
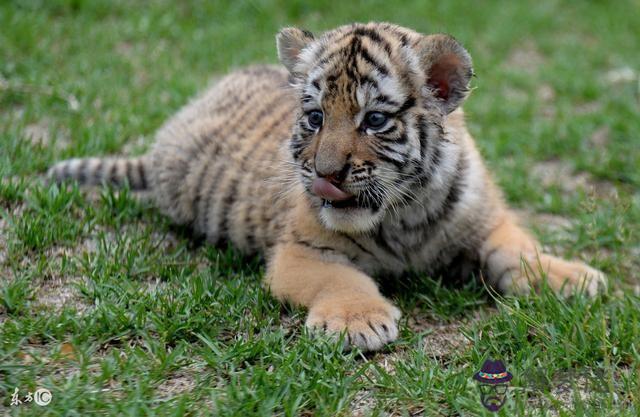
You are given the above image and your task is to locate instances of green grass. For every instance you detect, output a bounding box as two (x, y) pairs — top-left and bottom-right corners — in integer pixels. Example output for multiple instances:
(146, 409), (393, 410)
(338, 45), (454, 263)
(1, 0), (639, 415)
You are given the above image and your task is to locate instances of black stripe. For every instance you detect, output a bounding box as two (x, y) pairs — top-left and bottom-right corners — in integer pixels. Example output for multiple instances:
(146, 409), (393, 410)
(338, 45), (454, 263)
(218, 177), (240, 238)
(137, 160), (147, 189)
(356, 44), (390, 76)
(191, 158), (211, 227)
(376, 125), (402, 141)
(94, 161), (104, 184)
(77, 159), (88, 183)
(295, 238), (336, 254)
(201, 160), (228, 241)
(109, 163), (118, 185)
(424, 153), (467, 225)
(393, 97), (416, 115)
(373, 225), (403, 261)
(244, 197), (259, 251)
(375, 94), (400, 107)
(166, 156), (191, 216)
(413, 119), (444, 187)
(427, 144), (442, 178)
(417, 114), (428, 160)
(326, 73), (339, 83)
(125, 160), (132, 187)
(375, 150), (405, 169)
(358, 74), (379, 90)
(61, 161), (71, 180)
(340, 234), (374, 257)
(437, 155), (467, 221)
(318, 48), (344, 68)
(353, 27), (393, 56)
(397, 32), (409, 47)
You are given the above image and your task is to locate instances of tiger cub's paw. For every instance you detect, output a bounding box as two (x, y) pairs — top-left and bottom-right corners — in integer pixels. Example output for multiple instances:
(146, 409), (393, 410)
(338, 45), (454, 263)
(504, 253), (608, 297)
(540, 255), (607, 297)
(306, 294), (401, 351)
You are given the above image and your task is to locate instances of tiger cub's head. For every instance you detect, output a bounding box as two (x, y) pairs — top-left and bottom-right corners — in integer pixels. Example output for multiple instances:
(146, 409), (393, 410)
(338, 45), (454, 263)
(277, 22), (473, 234)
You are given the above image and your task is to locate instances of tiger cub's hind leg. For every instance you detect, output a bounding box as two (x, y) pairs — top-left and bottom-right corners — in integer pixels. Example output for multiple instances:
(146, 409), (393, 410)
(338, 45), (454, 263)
(480, 212), (607, 297)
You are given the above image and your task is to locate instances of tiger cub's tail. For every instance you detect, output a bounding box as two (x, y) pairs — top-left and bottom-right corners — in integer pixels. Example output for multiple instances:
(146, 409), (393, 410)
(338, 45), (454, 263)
(47, 156), (150, 190)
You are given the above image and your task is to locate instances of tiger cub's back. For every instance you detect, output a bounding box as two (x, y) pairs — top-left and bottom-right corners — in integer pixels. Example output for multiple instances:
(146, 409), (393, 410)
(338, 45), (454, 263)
(150, 65), (298, 254)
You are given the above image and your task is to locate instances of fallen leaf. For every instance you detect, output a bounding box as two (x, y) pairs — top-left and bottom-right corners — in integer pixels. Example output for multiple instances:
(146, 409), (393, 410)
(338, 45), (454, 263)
(17, 351), (35, 364)
(59, 342), (77, 360)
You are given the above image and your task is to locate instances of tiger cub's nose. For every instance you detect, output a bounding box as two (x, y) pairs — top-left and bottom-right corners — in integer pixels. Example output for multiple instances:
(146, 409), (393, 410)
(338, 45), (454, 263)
(315, 162), (350, 186)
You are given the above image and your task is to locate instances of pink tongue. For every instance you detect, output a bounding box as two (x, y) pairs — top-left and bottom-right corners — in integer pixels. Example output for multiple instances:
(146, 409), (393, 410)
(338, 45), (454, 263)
(311, 178), (352, 201)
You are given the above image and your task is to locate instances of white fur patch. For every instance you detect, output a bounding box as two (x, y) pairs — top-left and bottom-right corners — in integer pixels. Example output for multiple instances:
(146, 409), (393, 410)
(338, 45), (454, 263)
(319, 206), (385, 234)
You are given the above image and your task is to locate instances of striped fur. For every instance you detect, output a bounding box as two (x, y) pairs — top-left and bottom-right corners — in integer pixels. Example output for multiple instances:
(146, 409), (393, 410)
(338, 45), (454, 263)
(48, 156), (148, 189)
(48, 23), (606, 351)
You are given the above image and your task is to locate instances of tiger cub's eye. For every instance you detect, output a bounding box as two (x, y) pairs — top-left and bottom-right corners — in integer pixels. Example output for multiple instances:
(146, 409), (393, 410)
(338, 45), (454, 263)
(364, 111), (388, 129)
(307, 110), (324, 128)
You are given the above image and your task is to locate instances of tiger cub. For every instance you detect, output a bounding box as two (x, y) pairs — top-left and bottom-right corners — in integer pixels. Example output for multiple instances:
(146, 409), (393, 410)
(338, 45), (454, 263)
(49, 22), (606, 351)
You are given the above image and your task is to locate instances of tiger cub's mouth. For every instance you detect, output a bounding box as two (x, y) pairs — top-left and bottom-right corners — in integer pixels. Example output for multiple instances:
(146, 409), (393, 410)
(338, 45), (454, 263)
(321, 196), (376, 210)
(312, 177), (380, 211)
(322, 197), (358, 209)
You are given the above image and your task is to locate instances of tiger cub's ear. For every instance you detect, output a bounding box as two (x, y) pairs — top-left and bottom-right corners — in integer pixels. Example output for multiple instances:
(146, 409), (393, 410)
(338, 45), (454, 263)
(418, 34), (473, 114)
(276, 27), (315, 78)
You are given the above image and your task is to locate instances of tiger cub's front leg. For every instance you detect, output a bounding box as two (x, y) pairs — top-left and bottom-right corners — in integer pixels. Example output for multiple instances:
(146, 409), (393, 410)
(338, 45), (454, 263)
(266, 242), (400, 351)
(480, 212), (607, 296)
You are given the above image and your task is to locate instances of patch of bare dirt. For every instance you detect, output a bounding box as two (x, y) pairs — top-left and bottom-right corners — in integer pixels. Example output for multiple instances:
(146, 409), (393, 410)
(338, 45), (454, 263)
(0, 215), (8, 267)
(502, 87), (528, 103)
(156, 366), (199, 399)
(350, 389), (378, 417)
(573, 101), (603, 116)
(0, 204), (26, 281)
(526, 368), (624, 416)
(588, 126), (610, 150)
(406, 314), (472, 361)
(504, 41), (545, 74)
(603, 66), (637, 85)
(32, 226), (180, 313)
(535, 83), (558, 119)
(422, 324), (472, 360)
(531, 160), (618, 199)
(536, 83), (556, 102)
(35, 276), (90, 314)
(19, 116), (73, 152)
(115, 41), (135, 58)
(514, 209), (574, 238)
